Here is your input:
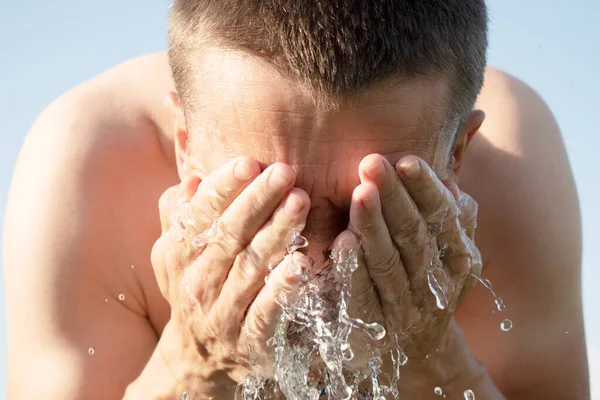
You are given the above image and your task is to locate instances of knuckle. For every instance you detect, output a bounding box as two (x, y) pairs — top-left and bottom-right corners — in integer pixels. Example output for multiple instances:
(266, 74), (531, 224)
(379, 181), (401, 204)
(248, 307), (270, 336)
(368, 250), (401, 283)
(392, 219), (427, 247)
(236, 250), (265, 282)
(352, 278), (378, 308)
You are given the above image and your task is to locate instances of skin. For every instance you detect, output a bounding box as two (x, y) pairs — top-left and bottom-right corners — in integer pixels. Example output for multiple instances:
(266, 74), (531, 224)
(3, 51), (588, 399)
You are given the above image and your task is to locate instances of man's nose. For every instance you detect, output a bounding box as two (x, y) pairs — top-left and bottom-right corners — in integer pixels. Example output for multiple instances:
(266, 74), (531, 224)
(290, 197), (348, 269)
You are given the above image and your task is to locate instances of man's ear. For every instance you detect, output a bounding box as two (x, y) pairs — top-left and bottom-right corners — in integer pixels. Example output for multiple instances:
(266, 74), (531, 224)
(166, 91), (190, 178)
(452, 110), (485, 178)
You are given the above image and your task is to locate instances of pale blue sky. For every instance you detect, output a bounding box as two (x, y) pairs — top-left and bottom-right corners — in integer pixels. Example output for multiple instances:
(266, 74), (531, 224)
(0, 0), (598, 398)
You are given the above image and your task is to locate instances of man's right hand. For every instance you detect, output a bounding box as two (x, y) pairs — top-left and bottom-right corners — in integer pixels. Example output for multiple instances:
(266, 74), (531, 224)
(129, 158), (311, 398)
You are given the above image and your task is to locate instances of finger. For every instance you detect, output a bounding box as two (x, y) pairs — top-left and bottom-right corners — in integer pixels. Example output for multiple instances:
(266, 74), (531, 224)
(457, 190), (479, 239)
(158, 185), (180, 232)
(221, 188), (310, 317)
(240, 252), (308, 341)
(396, 156), (454, 235)
(161, 174), (203, 234)
(347, 185), (409, 329)
(358, 154), (430, 287)
(397, 157), (471, 278)
(151, 233), (198, 302)
(330, 229), (385, 320)
(182, 157), (260, 236)
(215, 163), (296, 262)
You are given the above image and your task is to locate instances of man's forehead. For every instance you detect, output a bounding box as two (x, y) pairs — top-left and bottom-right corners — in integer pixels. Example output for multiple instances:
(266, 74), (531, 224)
(189, 49), (451, 165)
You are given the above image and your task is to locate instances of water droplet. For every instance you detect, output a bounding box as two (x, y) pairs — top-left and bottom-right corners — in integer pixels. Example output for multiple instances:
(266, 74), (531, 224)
(500, 319), (513, 332)
(248, 344), (258, 366)
(348, 318), (386, 341)
(130, 264), (135, 269)
(426, 354), (431, 359)
(340, 343), (354, 361)
(565, 331), (569, 335)
(181, 392), (190, 400)
(427, 268), (448, 310)
(438, 243), (449, 258)
(104, 298), (108, 303)
(434, 386), (444, 396)
(471, 273), (507, 313)
(495, 298), (506, 311)
(118, 294), (126, 301)
(88, 347), (95, 355)
(464, 389), (475, 399)
(266, 337), (276, 347)
(286, 232), (309, 254)
(192, 237), (206, 248)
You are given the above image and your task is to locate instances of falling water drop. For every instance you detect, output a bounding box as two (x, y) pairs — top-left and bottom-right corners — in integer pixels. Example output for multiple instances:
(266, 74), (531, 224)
(118, 294), (126, 301)
(471, 273), (507, 313)
(464, 389), (475, 399)
(434, 386), (444, 396)
(495, 298), (506, 312)
(500, 319), (513, 332)
(88, 347), (95, 355)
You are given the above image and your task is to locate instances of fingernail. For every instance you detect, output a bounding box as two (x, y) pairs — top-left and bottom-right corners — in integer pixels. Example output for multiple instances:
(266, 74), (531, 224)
(233, 160), (255, 181)
(365, 159), (386, 181)
(401, 160), (421, 179)
(284, 194), (305, 216)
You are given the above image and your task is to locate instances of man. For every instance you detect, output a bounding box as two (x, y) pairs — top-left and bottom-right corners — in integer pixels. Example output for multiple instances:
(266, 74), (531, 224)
(3, 0), (589, 399)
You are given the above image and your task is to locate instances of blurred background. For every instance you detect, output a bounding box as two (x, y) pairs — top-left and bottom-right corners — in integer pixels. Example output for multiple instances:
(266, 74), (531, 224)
(1, 0), (598, 397)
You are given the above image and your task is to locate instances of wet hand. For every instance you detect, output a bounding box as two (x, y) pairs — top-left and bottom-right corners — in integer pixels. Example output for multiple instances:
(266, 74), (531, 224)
(151, 158), (311, 396)
(333, 154), (481, 360)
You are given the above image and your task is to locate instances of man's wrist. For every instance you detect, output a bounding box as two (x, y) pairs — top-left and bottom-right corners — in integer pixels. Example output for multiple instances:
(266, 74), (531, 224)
(124, 322), (237, 400)
(396, 319), (505, 399)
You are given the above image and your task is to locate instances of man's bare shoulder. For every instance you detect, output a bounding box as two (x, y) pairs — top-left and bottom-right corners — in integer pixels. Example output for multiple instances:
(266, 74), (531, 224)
(457, 69), (588, 396)
(3, 54), (181, 398)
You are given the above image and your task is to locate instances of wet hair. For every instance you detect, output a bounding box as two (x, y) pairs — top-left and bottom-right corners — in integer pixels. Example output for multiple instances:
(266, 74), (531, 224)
(168, 0), (488, 123)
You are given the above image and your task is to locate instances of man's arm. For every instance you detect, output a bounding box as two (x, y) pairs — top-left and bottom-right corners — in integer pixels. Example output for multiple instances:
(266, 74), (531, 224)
(3, 89), (163, 399)
(456, 69), (589, 398)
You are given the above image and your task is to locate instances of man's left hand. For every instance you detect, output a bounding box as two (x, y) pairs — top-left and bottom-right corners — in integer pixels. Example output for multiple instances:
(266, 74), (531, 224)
(332, 154), (482, 362)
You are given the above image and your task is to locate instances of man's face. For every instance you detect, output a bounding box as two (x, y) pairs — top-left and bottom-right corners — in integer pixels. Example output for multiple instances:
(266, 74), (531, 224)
(180, 49), (457, 254)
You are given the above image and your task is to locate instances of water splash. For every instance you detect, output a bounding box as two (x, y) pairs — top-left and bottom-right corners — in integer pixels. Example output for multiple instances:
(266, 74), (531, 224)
(240, 232), (395, 399)
(464, 389), (476, 399)
(369, 353), (386, 400)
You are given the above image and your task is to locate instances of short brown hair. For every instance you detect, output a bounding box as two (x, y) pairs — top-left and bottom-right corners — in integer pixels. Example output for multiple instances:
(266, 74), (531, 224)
(168, 0), (488, 123)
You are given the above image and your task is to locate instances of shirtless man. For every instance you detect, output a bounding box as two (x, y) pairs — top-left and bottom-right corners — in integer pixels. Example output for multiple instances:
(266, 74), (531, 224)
(3, 0), (589, 399)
